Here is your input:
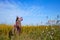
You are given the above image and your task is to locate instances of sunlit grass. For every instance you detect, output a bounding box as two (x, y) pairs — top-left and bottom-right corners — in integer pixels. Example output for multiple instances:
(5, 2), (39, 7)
(0, 24), (60, 40)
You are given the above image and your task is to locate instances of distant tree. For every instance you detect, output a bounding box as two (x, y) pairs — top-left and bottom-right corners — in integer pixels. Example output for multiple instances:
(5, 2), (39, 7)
(57, 15), (60, 20)
(56, 15), (60, 24)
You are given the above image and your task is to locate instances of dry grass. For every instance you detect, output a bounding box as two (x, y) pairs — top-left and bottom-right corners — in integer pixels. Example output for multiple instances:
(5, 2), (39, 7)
(0, 24), (60, 40)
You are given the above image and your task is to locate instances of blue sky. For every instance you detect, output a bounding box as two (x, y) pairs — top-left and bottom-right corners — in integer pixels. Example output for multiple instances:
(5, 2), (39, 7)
(0, 0), (60, 25)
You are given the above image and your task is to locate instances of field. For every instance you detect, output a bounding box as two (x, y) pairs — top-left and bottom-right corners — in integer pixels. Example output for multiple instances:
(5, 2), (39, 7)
(0, 24), (60, 40)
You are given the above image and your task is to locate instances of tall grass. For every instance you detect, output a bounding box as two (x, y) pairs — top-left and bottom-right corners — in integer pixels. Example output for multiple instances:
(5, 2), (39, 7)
(0, 24), (60, 40)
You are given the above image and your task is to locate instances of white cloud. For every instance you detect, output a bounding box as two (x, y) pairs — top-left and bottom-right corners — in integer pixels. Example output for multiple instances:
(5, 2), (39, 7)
(0, 0), (47, 25)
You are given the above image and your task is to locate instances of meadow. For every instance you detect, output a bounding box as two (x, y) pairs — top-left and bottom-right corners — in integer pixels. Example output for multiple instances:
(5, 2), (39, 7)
(0, 24), (60, 40)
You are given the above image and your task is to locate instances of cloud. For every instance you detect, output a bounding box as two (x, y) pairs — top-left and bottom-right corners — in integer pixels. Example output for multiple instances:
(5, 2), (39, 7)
(0, 0), (47, 25)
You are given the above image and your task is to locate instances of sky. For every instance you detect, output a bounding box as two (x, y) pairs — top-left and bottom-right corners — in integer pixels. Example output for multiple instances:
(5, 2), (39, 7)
(0, 0), (60, 25)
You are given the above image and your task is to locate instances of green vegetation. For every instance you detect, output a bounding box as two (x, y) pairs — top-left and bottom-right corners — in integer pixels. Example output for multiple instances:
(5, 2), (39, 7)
(0, 24), (60, 40)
